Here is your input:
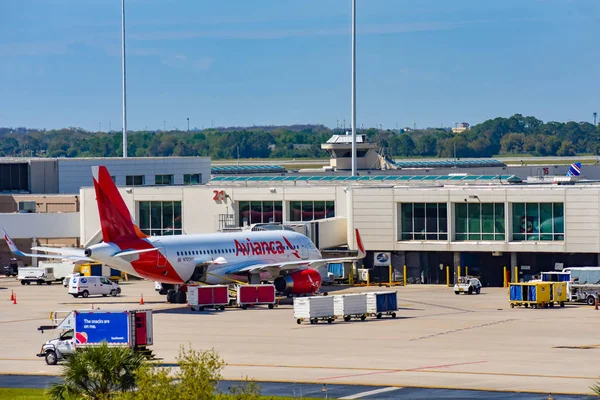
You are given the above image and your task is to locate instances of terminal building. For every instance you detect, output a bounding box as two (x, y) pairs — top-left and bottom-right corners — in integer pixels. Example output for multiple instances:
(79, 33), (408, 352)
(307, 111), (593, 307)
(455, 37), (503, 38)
(1, 151), (600, 286)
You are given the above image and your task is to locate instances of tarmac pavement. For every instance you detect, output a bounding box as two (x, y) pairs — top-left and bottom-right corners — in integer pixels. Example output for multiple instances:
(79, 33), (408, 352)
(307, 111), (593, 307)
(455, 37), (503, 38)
(1, 277), (599, 397)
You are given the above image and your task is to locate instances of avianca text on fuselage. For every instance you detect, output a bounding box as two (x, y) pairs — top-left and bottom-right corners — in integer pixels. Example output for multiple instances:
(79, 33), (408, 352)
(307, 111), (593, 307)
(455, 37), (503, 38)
(234, 236), (301, 259)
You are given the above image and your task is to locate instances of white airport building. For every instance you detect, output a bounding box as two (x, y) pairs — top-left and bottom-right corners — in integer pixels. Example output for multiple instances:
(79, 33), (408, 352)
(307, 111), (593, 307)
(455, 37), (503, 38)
(2, 153), (600, 287)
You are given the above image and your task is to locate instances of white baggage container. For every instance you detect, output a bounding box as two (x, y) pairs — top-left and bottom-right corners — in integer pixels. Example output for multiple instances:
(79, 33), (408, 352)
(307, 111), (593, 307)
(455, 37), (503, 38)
(293, 296), (335, 324)
(334, 293), (368, 321)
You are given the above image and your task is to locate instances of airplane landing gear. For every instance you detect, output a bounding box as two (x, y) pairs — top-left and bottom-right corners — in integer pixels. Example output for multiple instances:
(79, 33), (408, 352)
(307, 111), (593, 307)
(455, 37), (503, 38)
(175, 291), (187, 304)
(166, 288), (187, 304)
(166, 289), (176, 303)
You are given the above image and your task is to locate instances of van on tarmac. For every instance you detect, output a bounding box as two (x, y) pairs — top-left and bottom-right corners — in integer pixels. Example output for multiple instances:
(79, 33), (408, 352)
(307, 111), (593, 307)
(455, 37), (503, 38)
(68, 276), (121, 298)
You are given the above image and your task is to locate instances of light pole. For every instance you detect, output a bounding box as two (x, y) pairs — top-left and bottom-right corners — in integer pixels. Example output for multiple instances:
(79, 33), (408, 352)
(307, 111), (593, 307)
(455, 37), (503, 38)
(163, 121), (166, 131)
(351, 0), (357, 176)
(187, 117), (190, 132)
(121, 0), (128, 157)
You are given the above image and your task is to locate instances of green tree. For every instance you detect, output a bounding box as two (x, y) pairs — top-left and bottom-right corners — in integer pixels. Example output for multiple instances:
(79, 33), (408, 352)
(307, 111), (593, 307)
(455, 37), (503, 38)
(556, 140), (576, 157)
(592, 382), (600, 395)
(47, 343), (145, 400)
(121, 346), (261, 400)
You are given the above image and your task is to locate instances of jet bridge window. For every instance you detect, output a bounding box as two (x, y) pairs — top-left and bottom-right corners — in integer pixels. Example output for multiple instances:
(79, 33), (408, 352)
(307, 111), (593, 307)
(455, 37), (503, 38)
(289, 201), (335, 222)
(239, 201), (283, 226)
(138, 201), (182, 236)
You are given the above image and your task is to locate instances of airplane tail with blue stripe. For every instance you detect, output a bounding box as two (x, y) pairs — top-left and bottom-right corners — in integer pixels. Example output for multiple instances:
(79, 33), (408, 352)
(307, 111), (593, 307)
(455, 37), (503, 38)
(566, 162), (581, 177)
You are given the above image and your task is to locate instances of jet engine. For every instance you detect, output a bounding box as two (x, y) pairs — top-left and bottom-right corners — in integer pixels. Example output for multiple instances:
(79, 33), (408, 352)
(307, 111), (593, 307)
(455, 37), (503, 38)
(274, 269), (322, 295)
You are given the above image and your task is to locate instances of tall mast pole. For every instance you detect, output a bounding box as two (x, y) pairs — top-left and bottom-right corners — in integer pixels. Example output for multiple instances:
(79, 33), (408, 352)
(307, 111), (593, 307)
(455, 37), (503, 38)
(121, 0), (128, 157)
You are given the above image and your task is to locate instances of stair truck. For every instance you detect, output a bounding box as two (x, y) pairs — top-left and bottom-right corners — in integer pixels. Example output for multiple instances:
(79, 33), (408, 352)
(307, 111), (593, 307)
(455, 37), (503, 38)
(37, 309), (153, 365)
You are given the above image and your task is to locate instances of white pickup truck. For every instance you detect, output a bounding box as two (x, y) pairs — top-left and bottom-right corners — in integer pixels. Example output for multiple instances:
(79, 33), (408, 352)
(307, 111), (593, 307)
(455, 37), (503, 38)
(18, 267), (56, 285)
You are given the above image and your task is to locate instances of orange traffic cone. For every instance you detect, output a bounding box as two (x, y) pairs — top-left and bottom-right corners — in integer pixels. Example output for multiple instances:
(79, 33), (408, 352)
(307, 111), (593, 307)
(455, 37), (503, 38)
(140, 294), (144, 305)
(9, 290), (14, 301)
(12, 292), (17, 305)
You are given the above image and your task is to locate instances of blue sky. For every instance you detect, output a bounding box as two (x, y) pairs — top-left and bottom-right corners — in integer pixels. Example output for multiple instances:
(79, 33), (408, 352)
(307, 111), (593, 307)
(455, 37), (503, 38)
(1, 0), (599, 131)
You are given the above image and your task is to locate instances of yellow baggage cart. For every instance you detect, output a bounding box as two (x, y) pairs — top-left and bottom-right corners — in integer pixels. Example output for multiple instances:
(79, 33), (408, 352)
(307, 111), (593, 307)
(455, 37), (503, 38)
(509, 282), (552, 309)
(549, 281), (567, 307)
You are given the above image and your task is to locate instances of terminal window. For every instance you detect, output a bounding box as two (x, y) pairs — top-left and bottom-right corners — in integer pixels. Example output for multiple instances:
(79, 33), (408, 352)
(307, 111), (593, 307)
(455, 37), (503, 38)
(0, 163), (28, 192)
(400, 203), (448, 240)
(289, 201), (335, 221)
(155, 175), (173, 185)
(239, 201), (283, 226)
(455, 203), (505, 241)
(512, 203), (564, 241)
(138, 201), (182, 236)
(184, 173), (202, 185)
(126, 175), (145, 186)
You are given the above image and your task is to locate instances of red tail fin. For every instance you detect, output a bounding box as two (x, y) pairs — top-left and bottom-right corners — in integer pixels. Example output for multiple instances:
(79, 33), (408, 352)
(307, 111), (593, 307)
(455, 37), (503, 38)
(92, 166), (140, 242)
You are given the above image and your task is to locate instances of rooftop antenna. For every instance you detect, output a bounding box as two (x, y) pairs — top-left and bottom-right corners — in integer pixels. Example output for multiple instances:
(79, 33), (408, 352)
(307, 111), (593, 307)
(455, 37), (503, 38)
(121, 0), (128, 157)
(351, 0), (357, 176)
(594, 112), (597, 126)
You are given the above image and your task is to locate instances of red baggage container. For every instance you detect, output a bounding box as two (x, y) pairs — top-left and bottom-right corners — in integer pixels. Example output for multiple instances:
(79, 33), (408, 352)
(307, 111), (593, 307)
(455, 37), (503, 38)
(188, 285), (230, 311)
(237, 284), (276, 309)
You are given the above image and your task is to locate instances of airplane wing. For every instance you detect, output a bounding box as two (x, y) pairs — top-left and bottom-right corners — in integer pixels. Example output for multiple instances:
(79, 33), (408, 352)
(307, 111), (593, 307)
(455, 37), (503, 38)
(234, 256), (359, 274)
(2, 228), (92, 261)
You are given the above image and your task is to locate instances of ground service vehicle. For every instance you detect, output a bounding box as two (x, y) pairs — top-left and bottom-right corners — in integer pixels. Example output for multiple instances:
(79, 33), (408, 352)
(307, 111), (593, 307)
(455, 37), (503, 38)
(3, 258), (22, 277)
(63, 273), (81, 287)
(69, 276), (121, 298)
(37, 309), (153, 365)
(38, 261), (77, 282)
(454, 277), (482, 295)
(563, 267), (600, 305)
(18, 267), (56, 285)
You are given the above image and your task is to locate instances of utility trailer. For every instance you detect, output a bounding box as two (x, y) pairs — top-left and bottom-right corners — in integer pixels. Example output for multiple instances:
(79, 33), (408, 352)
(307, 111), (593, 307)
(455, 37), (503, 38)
(509, 282), (552, 309)
(188, 285), (230, 311)
(333, 293), (368, 321)
(236, 284), (276, 309)
(366, 291), (398, 319)
(37, 309), (153, 365)
(293, 296), (336, 324)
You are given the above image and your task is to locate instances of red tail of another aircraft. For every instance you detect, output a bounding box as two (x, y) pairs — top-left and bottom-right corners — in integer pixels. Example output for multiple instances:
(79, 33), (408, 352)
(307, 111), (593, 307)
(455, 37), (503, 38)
(92, 166), (147, 242)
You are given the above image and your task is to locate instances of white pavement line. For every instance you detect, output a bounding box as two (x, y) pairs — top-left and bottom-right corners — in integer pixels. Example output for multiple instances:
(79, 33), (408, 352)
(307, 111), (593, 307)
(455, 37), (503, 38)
(339, 386), (401, 399)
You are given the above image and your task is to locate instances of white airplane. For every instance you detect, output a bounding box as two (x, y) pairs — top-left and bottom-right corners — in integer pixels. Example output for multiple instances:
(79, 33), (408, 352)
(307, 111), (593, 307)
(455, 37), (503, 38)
(2, 166), (365, 303)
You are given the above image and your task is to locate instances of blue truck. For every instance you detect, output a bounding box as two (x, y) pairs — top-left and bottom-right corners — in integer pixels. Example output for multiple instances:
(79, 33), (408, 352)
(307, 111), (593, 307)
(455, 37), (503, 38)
(37, 309), (153, 365)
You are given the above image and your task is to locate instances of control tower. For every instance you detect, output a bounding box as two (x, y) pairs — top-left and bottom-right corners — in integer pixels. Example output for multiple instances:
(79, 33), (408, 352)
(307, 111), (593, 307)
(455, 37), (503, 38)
(321, 134), (380, 171)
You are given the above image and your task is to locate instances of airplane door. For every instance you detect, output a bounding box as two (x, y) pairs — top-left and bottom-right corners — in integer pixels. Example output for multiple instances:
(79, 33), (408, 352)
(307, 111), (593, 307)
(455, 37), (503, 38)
(301, 240), (309, 260)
